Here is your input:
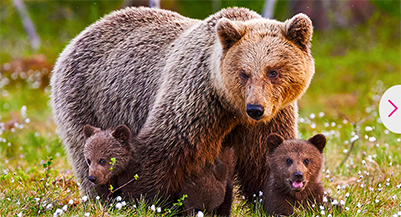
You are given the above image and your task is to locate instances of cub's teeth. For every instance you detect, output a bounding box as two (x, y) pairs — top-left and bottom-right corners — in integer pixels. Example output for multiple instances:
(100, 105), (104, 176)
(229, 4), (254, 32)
(292, 181), (303, 188)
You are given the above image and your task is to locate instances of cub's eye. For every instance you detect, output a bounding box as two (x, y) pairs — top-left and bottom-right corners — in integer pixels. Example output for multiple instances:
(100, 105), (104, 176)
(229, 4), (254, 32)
(304, 158), (309, 166)
(99, 159), (106, 165)
(239, 70), (249, 80)
(267, 69), (278, 78)
(87, 159), (91, 165)
(286, 158), (293, 165)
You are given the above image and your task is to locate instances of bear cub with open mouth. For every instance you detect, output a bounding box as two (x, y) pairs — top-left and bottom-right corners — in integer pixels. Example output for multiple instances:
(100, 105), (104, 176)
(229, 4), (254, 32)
(263, 133), (326, 216)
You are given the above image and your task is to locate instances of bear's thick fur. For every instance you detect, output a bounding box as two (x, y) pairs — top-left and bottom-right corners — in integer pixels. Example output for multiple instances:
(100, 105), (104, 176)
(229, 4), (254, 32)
(83, 125), (140, 199)
(181, 147), (235, 216)
(50, 6), (314, 202)
(263, 133), (326, 216)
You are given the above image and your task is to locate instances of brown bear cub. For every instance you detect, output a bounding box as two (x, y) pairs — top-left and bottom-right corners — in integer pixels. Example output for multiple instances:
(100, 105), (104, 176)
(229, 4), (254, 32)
(83, 124), (234, 215)
(83, 124), (140, 199)
(263, 133), (326, 216)
(181, 147), (235, 216)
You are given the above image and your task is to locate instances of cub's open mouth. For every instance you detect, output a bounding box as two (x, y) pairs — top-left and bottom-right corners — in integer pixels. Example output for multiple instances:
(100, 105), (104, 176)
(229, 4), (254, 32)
(290, 180), (305, 191)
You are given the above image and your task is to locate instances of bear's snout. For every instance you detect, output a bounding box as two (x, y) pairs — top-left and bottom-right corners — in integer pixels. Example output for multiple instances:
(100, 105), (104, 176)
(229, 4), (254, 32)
(246, 104), (264, 120)
(293, 171), (303, 180)
(88, 176), (96, 183)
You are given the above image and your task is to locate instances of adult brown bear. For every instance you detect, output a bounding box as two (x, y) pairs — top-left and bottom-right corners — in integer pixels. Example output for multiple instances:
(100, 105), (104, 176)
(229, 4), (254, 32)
(50, 6), (314, 204)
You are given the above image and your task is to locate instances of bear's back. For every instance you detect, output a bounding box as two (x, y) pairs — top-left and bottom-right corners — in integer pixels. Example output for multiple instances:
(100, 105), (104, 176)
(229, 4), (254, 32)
(51, 7), (199, 136)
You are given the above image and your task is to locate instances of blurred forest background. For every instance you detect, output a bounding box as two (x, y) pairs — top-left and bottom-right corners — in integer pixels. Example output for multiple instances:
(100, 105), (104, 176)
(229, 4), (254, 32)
(1, 0), (400, 117)
(0, 0), (401, 216)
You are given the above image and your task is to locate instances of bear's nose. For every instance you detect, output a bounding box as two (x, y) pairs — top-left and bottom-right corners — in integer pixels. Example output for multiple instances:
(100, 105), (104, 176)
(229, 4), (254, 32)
(294, 171), (303, 180)
(88, 176), (96, 183)
(246, 104), (264, 120)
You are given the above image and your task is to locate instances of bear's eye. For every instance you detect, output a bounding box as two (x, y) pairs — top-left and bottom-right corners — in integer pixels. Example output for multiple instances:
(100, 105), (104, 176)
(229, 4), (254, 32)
(304, 158), (309, 166)
(99, 159), (106, 165)
(239, 70), (249, 80)
(87, 159), (91, 165)
(267, 69), (278, 78)
(286, 158), (293, 165)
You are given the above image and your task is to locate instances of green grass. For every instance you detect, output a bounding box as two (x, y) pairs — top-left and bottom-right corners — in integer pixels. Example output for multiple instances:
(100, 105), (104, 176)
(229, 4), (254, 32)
(1, 3), (401, 217)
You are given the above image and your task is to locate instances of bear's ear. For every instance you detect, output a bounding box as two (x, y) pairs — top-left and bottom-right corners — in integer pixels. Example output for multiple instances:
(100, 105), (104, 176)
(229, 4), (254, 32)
(83, 125), (101, 139)
(283, 13), (313, 52)
(216, 18), (245, 51)
(267, 133), (285, 153)
(308, 134), (326, 153)
(111, 125), (131, 144)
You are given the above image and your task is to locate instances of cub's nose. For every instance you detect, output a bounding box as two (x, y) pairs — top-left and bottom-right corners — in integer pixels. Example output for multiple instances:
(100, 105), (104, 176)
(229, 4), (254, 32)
(88, 176), (96, 183)
(246, 104), (264, 120)
(294, 171), (303, 180)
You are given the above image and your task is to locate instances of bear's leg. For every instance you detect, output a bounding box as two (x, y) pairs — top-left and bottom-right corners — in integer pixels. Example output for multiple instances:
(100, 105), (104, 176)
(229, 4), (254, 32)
(215, 178), (234, 216)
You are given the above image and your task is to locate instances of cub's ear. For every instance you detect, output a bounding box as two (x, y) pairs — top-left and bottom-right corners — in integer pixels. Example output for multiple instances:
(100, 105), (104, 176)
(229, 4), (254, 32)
(111, 125), (131, 143)
(216, 18), (245, 51)
(308, 134), (326, 153)
(283, 13), (313, 52)
(267, 133), (285, 153)
(83, 125), (101, 139)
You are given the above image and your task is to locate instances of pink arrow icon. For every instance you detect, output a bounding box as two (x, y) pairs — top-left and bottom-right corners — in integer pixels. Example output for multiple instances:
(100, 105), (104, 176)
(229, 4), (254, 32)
(388, 100), (398, 117)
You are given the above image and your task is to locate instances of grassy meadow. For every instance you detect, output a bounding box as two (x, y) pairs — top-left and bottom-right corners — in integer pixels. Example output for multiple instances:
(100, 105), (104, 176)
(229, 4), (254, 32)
(1, 1), (401, 216)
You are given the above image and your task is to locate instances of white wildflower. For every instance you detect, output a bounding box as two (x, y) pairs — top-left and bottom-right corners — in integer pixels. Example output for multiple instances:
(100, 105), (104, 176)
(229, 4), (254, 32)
(319, 205), (324, 210)
(340, 200), (345, 206)
(17, 212), (23, 217)
(122, 201), (126, 206)
(365, 126), (373, 132)
(53, 208), (63, 217)
(357, 202), (362, 208)
(375, 199), (379, 203)
(196, 211), (204, 217)
(343, 149), (348, 153)
(150, 204), (156, 212)
(115, 202), (122, 209)
(46, 203), (53, 210)
(68, 199), (73, 205)
(62, 205), (67, 212)
(116, 196), (122, 201)
(345, 207), (349, 211)
(320, 210), (325, 216)
(323, 196), (328, 203)
(81, 196), (88, 202)
(350, 135), (359, 143)
(332, 199), (338, 205)
(345, 193), (349, 198)
(95, 196), (100, 200)
(259, 191), (263, 197)
(368, 137), (376, 142)
(324, 122), (329, 128)
(310, 113), (315, 119)
(319, 112), (325, 118)
(84, 213), (90, 217)
(157, 207), (162, 213)
(331, 122), (336, 127)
